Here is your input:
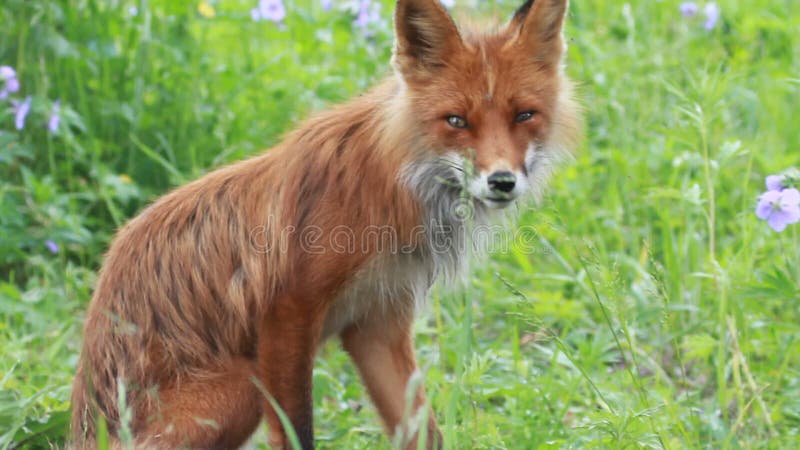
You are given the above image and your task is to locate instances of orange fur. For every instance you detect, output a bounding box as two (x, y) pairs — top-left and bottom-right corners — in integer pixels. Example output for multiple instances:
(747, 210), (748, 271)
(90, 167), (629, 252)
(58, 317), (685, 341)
(71, 0), (581, 448)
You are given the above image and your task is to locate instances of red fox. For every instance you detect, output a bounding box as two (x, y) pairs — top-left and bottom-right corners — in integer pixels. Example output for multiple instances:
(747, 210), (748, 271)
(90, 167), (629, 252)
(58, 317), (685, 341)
(71, 0), (581, 448)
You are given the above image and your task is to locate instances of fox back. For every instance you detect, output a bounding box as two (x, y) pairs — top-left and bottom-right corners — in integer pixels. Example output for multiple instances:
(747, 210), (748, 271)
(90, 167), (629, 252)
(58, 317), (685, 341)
(71, 0), (581, 448)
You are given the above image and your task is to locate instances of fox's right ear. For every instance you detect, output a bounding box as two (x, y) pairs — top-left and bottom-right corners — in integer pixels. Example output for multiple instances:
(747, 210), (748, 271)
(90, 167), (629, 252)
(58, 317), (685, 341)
(508, 0), (535, 32)
(508, 0), (569, 65)
(393, 0), (464, 77)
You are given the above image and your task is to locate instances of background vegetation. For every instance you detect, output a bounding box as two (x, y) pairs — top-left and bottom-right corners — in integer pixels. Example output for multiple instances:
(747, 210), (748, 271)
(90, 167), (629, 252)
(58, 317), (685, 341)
(1, 0), (799, 448)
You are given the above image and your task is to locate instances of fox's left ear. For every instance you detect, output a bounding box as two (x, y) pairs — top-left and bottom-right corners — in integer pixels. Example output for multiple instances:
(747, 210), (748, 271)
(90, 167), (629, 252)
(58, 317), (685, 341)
(508, 0), (569, 65)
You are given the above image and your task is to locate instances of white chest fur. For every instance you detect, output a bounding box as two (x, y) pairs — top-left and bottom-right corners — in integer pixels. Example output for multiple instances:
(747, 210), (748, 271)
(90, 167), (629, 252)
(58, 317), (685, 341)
(321, 156), (480, 339)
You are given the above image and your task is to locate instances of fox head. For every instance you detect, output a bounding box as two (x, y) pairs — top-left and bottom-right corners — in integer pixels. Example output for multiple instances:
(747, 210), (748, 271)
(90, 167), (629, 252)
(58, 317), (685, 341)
(393, 0), (581, 209)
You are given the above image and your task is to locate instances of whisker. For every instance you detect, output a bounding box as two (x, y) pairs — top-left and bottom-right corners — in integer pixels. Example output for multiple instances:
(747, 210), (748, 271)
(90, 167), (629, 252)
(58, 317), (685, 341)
(434, 158), (465, 173)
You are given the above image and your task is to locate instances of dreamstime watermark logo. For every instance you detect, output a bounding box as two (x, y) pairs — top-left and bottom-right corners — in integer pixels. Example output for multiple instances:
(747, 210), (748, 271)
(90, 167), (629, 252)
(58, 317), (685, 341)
(451, 197), (475, 221)
(247, 207), (550, 257)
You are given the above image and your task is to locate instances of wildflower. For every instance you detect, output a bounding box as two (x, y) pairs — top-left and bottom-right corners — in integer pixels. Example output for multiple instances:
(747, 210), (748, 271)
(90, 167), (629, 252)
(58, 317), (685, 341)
(0, 66), (14, 79)
(679, 2), (698, 18)
(354, 0), (380, 30)
(48, 100), (61, 133)
(45, 240), (59, 254)
(440, 0), (455, 8)
(321, 0), (332, 12)
(0, 65), (19, 100)
(756, 188), (800, 232)
(703, 3), (720, 30)
(12, 96), (31, 130)
(251, 0), (286, 23)
(766, 174), (785, 192)
(198, 1), (216, 18)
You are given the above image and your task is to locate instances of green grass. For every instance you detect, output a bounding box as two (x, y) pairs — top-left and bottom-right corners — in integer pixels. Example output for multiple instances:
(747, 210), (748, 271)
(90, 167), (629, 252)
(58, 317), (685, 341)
(1, 0), (799, 448)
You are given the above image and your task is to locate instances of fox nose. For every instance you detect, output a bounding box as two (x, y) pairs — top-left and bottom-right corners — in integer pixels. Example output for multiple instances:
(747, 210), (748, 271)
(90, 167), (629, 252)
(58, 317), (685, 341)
(487, 171), (516, 194)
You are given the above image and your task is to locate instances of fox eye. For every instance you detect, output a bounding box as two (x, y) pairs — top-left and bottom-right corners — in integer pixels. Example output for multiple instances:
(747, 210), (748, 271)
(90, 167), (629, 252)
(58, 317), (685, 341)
(514, 111), (536, 123)
(446, 115), (468, 129)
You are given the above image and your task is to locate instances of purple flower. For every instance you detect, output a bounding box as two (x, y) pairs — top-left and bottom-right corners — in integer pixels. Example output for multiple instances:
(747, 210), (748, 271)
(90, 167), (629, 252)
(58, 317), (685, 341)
(679, 2), (699, 17)
(12, 96), (31, 130)
(0, 65), (20, 100)
(703, 3), (720, 30)
(48, 100), (61, 133)
(756, 188), (800, 232)
(251, 0), (286, 23)
(6, 77), (19, 92)
(45, 240), (59, 254)
(321, 0), (332, 12)
(766, 174), (785, 191)
(0, 66), (14, 79)
(354, 0), (381, 30)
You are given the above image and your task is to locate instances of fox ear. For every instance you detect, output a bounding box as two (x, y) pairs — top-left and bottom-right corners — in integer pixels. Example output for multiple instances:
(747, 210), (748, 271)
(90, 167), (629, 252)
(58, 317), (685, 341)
(393, 0), (464, 75)
(508, 0), (535, 32)
(509, 0), (569, 64)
